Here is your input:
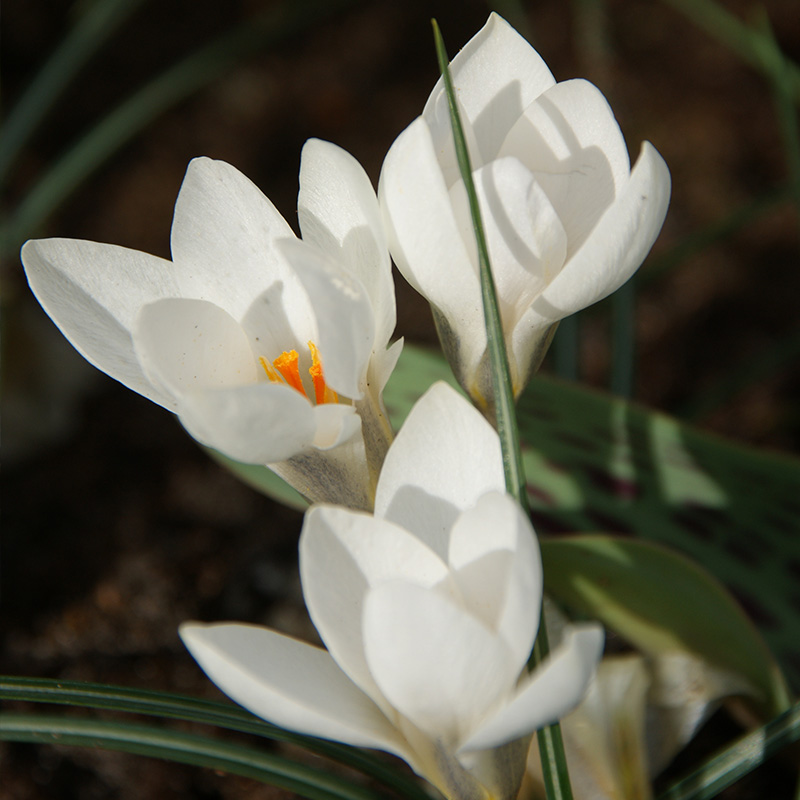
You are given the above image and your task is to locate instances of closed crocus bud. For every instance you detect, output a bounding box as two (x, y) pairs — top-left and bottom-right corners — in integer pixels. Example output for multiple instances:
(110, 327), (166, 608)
(380, 13), (671, 412)
(22, 140), (400, 510)
(181, 383), (604, 800)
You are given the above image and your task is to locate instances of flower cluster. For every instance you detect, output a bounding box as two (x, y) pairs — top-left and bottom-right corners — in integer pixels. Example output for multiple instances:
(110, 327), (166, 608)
(21, 13), (670, 800)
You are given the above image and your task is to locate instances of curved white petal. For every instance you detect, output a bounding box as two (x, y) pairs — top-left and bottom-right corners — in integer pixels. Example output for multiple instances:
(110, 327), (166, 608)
(460, 624), (604, 752)
(423, 13), (555, 165)
(298, 139), (395, 350)
(363, 582), (518, 744)
(379, 119), (486, 387)
(21, 238), (178, 408)
(134, 298), (258, 398)
(517, 141), (671, 332)
(177, 382), (317, 463)
(448, 157), (567, 329)
(179, 622), (409, 757)
(300, 505), (448, 707)
(448, 492), (542, 672)
(500, 78), (630, 256)
(374, 383), (504, 559)
(371, 337), (404, 395)
(278, 239), (374, 400)
(310, 402), (361, 450)
(170, 157), (309, 324)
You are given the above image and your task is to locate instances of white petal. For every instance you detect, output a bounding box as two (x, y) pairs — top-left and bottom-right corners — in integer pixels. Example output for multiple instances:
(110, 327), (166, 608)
(135, 298), (258, 397)
(300, 506), (449, 707)
(423, 13), (555, 165)
(310, 402), (361, 450)
(374, 383), (504, 560)
(460, 624), (604, 752)
(499, 78), (631, 256)
(448, 492), (542, 671)
(277, 239), (374, 400)
(177, 382), (317, 463)
(170, 157), (307, 323)
(363, 582), (518, 743)
(448, 157), (567, 329)
(370, 337), (404, 396)
(21, 238), (178, 408)
(298, 139), (395, 349)
(179, 622), (408, 756)
(518, 141), (671, 330)
(420, 91), (485, 190)
(379, 119), (486, 389)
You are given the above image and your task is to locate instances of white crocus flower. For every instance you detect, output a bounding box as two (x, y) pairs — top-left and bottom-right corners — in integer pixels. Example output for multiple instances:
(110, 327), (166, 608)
(22, 139), (400, 509)
(380, 13), (671, 412)
(181, 383), (604, 800)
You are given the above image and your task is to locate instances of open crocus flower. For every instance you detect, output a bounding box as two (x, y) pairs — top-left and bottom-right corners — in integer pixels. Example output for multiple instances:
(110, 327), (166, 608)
(380, 13), (671, 412)
(22, 139), (400, 509)
(181, 382), (604, 800)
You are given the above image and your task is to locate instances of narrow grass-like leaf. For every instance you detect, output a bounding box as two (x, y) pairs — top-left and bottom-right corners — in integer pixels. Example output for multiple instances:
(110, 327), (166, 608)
(655, 701), (800, 800)
(0, 0), (146, 186)
(432, 19), (573, 800)
(660, 0), (800, 103)
(0, 712), (383, 800)
(0, 676), (429, 800)
(756, 10), (800, 224)
(430, 19), (527, 510)
(1, 0), (357, 254)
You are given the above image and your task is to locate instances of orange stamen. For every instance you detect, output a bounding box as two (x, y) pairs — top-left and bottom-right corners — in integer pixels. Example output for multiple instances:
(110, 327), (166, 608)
(308, 341), (338, 404)
(273, 350), (306, 396)
(259, 356), (282, 383)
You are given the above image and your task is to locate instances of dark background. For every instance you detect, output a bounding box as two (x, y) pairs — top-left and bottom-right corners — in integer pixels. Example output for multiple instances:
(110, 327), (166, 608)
(2, 0), (799, 797)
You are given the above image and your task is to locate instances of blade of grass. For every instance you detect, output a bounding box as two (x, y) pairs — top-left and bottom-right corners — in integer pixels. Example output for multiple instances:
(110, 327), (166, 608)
(430, 19), (526, 506)
(0, 0), (147, 186)
(0, 676), (429, 800)
(432, 19), (573, 800)
(0, 0), (358, 255)
(755, 10), (800, 226)
(656, 701), (800, 800)
(659, 0), (800, 104)
(0, 712), (384, 800)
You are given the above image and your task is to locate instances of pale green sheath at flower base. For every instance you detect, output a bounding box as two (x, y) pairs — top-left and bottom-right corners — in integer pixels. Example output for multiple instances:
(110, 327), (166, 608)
(379, 13), (671, 415)
(21, 139), (401, 510)
(181, 382), (604, 800)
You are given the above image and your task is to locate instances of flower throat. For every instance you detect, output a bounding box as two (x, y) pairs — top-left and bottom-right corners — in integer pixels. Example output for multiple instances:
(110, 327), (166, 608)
(260, 341), (338, 405)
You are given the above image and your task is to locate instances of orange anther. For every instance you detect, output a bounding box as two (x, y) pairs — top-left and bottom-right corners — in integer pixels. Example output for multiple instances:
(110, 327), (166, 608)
(308, 341), (338, 404)
(273, 350), (306, 397)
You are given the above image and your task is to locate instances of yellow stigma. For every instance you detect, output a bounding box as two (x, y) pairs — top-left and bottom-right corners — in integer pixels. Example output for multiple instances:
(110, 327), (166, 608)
(259, 341), (338, 405)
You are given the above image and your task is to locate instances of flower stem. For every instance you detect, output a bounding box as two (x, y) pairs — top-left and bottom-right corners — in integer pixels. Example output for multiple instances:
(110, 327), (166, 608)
(432, 19), (574, 800)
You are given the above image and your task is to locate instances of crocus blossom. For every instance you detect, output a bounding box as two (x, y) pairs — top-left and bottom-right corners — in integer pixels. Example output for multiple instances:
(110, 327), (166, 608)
(380, 13), (671, 411)
(181, 383), (604, 800)
(22, 139), (400, 509)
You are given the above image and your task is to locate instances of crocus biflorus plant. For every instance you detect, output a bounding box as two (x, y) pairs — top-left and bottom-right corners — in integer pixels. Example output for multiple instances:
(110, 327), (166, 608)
(22, 139), (400, 510)
(181, 383), (604, 800)
(380, 13), (671, 413)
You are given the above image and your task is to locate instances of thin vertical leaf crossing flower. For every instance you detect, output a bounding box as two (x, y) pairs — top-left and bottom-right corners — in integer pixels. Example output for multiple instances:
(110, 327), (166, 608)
(181, 383), (604, 800)
(22, 139), (401, 509)
(380, 13), (671, 412)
